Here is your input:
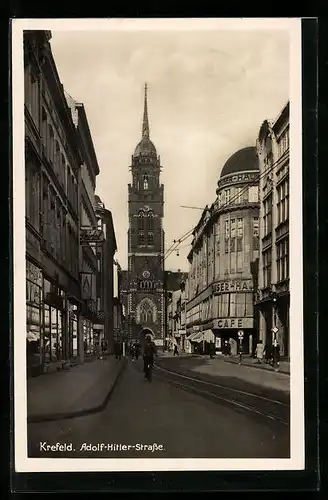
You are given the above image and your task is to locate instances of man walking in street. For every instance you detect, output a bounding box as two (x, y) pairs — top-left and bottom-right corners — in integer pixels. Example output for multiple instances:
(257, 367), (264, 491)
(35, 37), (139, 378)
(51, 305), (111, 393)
(143, 336), (157, 379)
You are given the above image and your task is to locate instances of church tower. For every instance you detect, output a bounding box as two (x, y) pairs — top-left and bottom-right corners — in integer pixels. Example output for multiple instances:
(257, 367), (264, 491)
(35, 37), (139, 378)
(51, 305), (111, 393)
(127, 84), (165, 346)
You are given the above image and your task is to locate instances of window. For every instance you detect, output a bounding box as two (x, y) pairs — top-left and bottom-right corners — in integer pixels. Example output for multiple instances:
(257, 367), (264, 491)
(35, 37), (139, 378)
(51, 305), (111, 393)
(263, 194), (272, 236)
(277, 237), (289, 281)
(48, 124), (54, 162)
(224, 189), (231, 205)
(263, 248), (272, 287)
(216, 221), (220, 254)
(249, 185), (259, 203)
(218, 294), (229, 317)
(138, 232), (145, 245)
(253, 217), (259, 250)
(148, 213), (154, 231)
(225, 219), (229, 253)
(277, 178), (289, 225)
(235, 293), (246, 317)
(229, 293), (236, 316)
(277, 126), (289, 157)
(143, 175), (148, 190)
(139, 299), (155, 323)
(147, 232), (154, 246)
(138, 215), (144, 231)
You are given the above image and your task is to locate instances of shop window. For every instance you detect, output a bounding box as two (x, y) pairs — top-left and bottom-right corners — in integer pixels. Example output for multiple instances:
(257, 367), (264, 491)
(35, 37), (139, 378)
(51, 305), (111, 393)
(50, 307), (58, 362)
(44, 303), (51, 362)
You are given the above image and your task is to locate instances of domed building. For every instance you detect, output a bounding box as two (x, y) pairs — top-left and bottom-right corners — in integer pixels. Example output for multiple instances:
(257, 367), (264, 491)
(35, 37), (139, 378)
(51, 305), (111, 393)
(186, 146), (260, 355)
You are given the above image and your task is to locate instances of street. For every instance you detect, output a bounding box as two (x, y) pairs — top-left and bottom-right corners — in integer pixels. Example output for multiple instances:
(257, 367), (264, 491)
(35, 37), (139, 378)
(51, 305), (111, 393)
(28, 356), (290, 459)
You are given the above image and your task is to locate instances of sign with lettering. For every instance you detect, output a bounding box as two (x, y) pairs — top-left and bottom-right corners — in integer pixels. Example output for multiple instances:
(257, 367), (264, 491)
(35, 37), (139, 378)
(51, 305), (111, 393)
(212, 279), (253, 294)
(213, 318), (253, 329)
(218, 172), (258, 188)
(80, 227), (104, 244)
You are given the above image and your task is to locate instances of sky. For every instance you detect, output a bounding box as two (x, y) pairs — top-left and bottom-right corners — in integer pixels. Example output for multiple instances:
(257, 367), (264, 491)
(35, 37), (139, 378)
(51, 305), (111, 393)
(49, 25), (290, 272)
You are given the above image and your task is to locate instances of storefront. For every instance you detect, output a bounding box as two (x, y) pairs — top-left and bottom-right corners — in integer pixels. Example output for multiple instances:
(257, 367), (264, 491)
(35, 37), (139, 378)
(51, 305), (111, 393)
(67, 299), (79, 360)
(43, 277), (67, 370)
(212, 317), (254, 355)
(26, 260), (43, 377)
(82, 318), (95, 356)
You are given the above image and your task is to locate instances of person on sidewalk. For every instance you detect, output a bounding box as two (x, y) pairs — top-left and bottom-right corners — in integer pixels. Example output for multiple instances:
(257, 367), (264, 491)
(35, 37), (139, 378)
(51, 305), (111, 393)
(272, 339), (280, 370)
(173, 344), (179, 356)
(255, 340), (264, 364)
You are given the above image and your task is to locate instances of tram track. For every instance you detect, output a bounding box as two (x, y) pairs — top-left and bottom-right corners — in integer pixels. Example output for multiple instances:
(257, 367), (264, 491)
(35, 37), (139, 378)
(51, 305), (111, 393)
(153, 361), (290, 427)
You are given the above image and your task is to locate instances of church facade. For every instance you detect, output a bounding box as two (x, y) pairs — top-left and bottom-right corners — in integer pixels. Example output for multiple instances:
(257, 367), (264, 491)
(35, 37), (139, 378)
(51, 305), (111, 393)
(124, 85), (165, 346)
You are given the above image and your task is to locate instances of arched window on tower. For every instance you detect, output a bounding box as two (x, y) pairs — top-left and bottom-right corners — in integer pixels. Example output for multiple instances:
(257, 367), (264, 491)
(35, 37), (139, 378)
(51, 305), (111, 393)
(138, 210), (144, 230)
(143, 174), (148, 190)
(140, 300), (153, 323)
(148, 211), (154, 231)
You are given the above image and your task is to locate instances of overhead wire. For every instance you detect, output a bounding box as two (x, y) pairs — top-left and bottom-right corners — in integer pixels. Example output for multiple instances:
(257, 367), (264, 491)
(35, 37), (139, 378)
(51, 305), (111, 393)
(162, 155), (285, 263)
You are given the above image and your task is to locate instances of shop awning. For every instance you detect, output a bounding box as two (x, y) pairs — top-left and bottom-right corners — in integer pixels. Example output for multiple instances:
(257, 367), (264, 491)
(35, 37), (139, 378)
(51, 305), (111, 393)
(186, 331), (203, 343)
(203, 329), (215, 343)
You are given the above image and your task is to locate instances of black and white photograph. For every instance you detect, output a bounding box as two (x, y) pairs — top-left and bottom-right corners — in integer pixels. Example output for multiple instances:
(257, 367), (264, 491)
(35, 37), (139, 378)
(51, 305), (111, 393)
(12, 18), (304, 472)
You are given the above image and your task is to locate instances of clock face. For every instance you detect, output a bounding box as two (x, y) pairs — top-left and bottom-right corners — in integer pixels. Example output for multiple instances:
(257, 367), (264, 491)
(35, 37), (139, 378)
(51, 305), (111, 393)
(143, 270), (150, 278)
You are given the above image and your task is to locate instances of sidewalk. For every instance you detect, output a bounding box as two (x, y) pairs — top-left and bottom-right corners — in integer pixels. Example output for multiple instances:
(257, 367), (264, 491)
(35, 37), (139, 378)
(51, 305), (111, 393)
(27, 356), (127, 423)
(223, 355), (290, 375)
(189, 357), (290, 393)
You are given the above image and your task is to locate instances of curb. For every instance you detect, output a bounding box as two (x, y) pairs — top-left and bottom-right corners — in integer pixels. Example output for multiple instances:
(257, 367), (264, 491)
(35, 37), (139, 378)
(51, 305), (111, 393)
(27, 358), (128, 424)
(223, 358), (290, 375)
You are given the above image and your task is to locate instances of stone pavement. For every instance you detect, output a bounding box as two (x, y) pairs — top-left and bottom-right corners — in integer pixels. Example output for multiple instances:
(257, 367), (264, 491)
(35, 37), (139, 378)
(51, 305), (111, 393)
(27, 355), (127, 423)
(223, 355), (290, 375)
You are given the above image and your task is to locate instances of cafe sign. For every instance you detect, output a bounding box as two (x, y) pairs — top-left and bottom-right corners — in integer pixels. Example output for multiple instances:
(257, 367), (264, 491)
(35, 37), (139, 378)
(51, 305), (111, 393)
(213, 317), (254, 329)
(212, 279), (253, 294)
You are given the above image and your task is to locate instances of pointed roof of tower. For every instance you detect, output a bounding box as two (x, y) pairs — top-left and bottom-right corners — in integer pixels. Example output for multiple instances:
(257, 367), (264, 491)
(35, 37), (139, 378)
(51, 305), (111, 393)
(142, 82), (149, 139)
(134, 83), (157, 158)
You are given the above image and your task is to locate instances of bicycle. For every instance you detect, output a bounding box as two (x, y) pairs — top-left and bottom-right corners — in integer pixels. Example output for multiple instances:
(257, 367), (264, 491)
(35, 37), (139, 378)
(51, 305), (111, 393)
(145, 361), (153, 382)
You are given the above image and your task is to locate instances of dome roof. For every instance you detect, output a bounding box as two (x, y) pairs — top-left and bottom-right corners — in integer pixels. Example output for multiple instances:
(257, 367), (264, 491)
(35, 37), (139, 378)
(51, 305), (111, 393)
(133, 137), (157, 158)
(220, 146), (259, 178)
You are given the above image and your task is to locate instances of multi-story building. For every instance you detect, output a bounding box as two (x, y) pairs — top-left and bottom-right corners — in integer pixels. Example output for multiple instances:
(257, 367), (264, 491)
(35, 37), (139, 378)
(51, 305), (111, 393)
(125, 84), (165, 347)
(163, 270), (188, 351)
(95, 195), (118, 353)
(65, 96), (104, 362)
(24, 30), (83, 376)
(186, 147), (260, 355)
(166, 277), (189, 352)
(113, 260), (126, 344)
(255, 102), (290, 357)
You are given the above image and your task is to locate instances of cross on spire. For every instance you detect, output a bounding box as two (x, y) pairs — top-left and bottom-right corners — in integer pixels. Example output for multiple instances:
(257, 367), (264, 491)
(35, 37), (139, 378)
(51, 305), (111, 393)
(142, 82), (150, 139)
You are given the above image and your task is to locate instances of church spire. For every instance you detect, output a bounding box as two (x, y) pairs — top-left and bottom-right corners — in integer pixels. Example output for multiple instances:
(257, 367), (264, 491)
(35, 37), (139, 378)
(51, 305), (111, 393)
(142, 82), (149, 139)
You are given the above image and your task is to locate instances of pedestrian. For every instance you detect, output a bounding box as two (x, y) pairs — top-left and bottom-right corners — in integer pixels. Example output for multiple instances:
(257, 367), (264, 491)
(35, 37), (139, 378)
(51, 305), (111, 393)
(174, 344), (179, 356)
(272, 339), (280, 370)
(264, 343), (271, 363)
(255, 340), (264, 363)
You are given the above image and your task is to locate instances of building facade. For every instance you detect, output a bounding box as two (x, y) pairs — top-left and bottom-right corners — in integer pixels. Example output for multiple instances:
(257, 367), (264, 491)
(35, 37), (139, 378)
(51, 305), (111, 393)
(166, 278), (189, 352)
(125, 85), (165, 347)
(25, 30), (82, 376)
(255, 102), (290, 357)
(186, 147), (260, 355)
(95, 195), (118, 352)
